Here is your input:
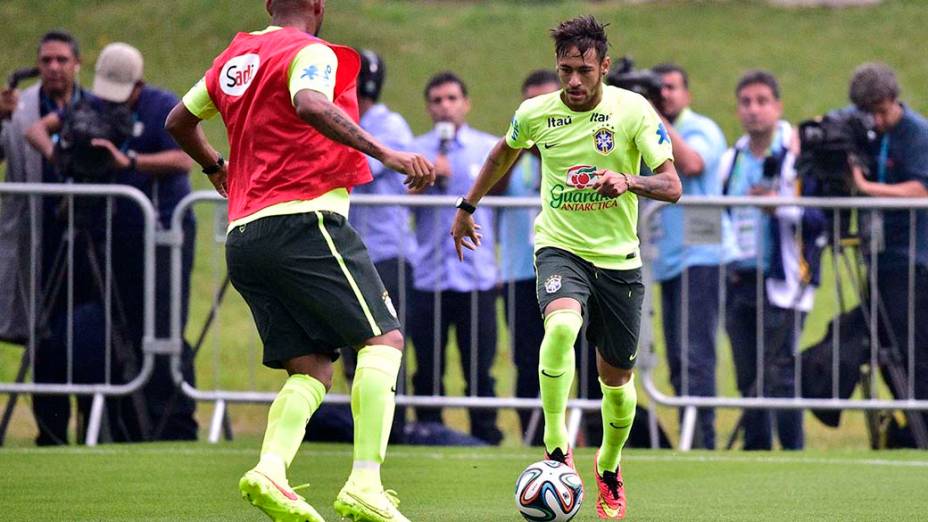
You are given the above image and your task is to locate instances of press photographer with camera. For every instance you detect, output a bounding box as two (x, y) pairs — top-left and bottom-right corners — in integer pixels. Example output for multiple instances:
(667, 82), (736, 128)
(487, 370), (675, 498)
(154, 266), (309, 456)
(846, 62), (928, 440)
(25, 42), (199, 442)
(647, 63), (728, 450)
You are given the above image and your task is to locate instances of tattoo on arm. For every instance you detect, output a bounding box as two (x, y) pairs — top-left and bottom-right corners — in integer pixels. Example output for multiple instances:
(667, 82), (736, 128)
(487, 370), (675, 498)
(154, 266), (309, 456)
(629, 171), (680, 202)
(302, 103), (381, 159)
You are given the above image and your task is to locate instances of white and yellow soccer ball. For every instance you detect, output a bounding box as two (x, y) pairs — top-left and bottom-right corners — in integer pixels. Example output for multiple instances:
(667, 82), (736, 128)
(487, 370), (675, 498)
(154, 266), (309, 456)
(514, 460), (583, 521)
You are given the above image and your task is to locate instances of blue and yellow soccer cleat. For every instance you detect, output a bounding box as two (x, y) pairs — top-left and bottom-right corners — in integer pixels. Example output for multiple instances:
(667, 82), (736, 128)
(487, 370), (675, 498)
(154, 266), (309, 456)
(333, 481), (410, 522)
(239, 468), (325, 522)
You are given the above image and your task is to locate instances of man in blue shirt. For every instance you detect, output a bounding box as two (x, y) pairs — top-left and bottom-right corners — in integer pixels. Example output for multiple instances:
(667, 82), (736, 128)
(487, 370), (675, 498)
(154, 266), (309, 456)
(721, 70), (817, 450)
(848, 63), (928, 436)
(650, 64), (728, 450)
(408, 72), (502, 444)
(498, 69), (560, 445)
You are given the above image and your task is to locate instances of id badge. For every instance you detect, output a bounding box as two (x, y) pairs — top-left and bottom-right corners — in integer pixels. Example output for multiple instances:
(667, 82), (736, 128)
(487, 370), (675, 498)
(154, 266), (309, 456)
(731, 207), (757, 258)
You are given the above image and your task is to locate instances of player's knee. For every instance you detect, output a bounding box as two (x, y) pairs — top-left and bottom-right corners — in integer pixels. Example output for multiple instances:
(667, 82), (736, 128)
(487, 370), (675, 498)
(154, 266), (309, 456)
(543, 310), (583, 346)
(600, 366), (634, 387)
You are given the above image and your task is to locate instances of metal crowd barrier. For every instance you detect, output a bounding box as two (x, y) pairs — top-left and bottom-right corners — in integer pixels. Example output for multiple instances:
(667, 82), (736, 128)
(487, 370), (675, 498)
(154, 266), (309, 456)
(0, 183), (161, 446)
(639, 195), (928, 451)
(168, 193), (620, 445)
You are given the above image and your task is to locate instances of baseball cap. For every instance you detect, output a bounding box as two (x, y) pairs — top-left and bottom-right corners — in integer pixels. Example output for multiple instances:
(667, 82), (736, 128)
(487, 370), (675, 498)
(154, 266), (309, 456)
(93, 42), (143, 103)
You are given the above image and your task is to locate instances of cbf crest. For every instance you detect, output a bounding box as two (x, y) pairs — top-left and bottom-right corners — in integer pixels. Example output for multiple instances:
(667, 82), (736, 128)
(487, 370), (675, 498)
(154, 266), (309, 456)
(544, 274), (562, 294)
(593, 127), (614, 155)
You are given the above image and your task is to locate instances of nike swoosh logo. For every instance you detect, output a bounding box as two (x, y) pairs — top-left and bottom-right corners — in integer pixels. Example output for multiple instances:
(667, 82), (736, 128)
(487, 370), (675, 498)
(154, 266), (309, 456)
(544, 143), (557, 149)
(629, 351), (638, 361)
(390, 386), (397, 393)
(345, 492), (392, 518)
(540, 369), (566, 378)
(256, 471), (297, 501)
(599, 499), (620, 518)
(609, 422), (631, 430)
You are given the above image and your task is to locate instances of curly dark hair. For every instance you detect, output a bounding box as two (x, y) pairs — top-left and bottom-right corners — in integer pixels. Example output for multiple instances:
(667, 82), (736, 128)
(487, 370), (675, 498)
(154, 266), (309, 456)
(550, 15), (609, 62)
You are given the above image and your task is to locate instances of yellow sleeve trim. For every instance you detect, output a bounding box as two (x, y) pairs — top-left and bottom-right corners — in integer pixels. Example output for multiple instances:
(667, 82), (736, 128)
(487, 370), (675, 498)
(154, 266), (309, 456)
(287, 43), (338, 104)
(181, 77), (218, 120)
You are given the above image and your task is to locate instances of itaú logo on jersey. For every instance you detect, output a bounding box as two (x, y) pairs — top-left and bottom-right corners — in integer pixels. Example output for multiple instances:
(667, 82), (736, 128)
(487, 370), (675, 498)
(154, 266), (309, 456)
(220, 54), (260, 96)
(565, 164), (599, 189)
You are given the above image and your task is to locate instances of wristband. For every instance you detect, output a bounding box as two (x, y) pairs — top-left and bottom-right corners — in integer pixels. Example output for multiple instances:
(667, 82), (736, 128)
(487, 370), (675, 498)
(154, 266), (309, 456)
(454, 196), (477, 214)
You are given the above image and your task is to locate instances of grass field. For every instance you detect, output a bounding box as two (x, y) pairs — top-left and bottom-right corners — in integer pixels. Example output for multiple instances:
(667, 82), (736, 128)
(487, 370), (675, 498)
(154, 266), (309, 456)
(3, 0), (928, 448)
(2, 441), (928, 520)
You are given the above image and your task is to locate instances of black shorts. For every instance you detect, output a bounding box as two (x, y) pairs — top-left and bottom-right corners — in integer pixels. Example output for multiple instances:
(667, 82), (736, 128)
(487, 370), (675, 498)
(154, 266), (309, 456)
(226, 211), (401, 369)
(534, 247), (644, 370)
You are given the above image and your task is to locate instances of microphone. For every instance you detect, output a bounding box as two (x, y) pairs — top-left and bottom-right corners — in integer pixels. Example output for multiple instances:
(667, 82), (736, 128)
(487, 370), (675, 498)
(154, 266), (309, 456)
(435, 121), (455, 190)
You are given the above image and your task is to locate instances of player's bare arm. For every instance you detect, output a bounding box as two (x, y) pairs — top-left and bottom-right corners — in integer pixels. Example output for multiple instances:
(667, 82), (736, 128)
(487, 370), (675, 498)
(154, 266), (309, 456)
(450, 137), (521, 261)
(591, 160), (681, 202)
(293, 89), (435, 191)
(165, 103), (228, 197)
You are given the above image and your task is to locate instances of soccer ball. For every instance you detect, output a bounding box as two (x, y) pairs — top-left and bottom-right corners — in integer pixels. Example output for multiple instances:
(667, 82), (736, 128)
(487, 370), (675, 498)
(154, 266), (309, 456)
(514, 460), (583, 521)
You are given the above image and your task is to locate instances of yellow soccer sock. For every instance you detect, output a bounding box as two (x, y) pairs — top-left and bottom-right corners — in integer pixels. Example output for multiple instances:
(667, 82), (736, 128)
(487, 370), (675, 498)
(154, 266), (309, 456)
(349, 344), (402, 488)
(597, 375), (637, 475)
(257, 374), (326, 479)
(539, 309), (582, 454)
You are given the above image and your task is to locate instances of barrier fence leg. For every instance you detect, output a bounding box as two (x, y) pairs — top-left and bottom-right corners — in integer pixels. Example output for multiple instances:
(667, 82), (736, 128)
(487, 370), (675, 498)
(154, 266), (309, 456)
(647, 400), (660, 449)
(85, 393), (105, 447)
(209, 400), (226, 444)
(679, 405), (697, 452)
(566, 407), (582, 448)
(523, 408), (542, 446)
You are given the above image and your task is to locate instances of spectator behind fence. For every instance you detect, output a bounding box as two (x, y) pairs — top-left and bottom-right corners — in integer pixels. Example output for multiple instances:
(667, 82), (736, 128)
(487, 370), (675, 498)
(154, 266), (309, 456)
(649, 63), (728, 450)
(408, 71), (503, 445)
(847, 62), (928, 440)
(721, 70), (825, 450)
(24, 42), (199, 442)
(344, 48), (414, 441)
(497, 69), (559, 445)
(0, 30), (95, 445)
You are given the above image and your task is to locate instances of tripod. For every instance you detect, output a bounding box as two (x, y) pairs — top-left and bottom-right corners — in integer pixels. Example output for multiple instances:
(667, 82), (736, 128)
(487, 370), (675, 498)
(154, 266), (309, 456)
(2, 204), (152, 444)
(725, 233), (928, 449)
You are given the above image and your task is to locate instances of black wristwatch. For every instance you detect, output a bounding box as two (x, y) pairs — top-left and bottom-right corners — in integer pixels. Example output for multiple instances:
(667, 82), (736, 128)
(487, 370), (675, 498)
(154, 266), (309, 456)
(454, 196), (477, 214)
(202, 154), (225, 175)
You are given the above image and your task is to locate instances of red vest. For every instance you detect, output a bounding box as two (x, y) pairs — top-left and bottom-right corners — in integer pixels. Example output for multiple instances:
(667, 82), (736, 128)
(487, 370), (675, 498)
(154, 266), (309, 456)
(205, 27), (371, 221)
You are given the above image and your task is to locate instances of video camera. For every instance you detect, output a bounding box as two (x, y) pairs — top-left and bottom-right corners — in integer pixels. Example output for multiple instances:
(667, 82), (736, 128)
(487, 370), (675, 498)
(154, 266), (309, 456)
(55, 99), (135, 183)
(606, 56), (662, 105)
(796, 109), (877, 198)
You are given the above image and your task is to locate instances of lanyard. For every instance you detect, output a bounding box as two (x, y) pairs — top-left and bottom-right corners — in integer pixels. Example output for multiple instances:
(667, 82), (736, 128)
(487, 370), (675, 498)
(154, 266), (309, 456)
(877, 134), (890, 183)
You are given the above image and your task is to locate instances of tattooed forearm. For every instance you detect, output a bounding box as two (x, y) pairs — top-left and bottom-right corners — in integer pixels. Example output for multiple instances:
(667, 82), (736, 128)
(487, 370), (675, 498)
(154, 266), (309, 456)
(295, 90), (384, 160)
(310, 106), (381, 158)
(628, 171), (682, 202)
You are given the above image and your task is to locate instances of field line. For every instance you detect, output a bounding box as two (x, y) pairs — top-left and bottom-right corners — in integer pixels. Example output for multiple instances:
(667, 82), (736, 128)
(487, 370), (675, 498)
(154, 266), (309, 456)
(3, 446), (928, 468)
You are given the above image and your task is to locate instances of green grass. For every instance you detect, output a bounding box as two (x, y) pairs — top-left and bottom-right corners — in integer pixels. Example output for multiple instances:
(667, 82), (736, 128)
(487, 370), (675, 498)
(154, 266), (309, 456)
(3, 0), (928, 447)
(2, 441), (927, 520)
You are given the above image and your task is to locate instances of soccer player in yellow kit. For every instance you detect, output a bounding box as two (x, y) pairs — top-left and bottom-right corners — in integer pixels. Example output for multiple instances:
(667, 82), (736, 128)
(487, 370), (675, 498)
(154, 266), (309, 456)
(451, 16), (681, 520)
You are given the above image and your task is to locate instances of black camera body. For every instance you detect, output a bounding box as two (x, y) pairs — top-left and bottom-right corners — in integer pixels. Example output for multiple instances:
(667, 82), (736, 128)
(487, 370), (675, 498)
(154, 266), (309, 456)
(796, 109), (876, 198)
(606, 56), (662, 105)
(55, 100), (135, 183)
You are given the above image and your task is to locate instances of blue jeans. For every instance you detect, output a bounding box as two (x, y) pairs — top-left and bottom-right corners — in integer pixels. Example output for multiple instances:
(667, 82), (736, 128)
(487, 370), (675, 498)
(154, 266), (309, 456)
(726, 269), (804, 450)
(661, 265), (720, 449)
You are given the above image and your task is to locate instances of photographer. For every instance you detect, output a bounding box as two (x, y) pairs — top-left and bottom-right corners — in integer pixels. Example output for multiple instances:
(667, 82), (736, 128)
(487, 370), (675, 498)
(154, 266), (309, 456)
(649, 63), (728, 450)
(847, 62), (928, 438)
(26, 42), (198, 442)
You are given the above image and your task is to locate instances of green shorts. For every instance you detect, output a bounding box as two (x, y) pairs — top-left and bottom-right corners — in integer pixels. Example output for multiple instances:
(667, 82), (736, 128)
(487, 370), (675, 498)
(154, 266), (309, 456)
(226, 211), (401, 369)
(534, 247), (644, 370)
